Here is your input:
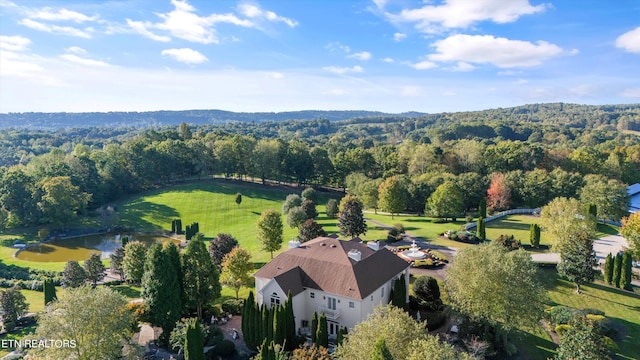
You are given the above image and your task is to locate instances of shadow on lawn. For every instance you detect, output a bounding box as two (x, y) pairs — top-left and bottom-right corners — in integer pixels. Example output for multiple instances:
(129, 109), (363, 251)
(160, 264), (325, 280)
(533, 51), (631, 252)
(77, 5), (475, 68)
(118, 200), (179, 230)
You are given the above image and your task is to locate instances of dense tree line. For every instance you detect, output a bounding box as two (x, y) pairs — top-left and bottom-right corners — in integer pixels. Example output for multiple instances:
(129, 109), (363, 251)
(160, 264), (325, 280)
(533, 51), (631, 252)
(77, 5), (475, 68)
(1, 104), (639, 229)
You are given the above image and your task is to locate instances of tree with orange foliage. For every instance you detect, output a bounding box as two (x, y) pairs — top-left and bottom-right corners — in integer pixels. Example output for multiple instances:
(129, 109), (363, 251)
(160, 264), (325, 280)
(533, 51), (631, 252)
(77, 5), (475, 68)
(486, 173), (511, 212)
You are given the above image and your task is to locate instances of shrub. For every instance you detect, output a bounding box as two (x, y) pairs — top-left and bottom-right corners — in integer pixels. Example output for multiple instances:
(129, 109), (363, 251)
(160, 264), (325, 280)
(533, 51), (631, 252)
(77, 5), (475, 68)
(126, 302), (150, 324)
(424, 310), (446, 331)
(546, 306), (582, 327)
(555, 324), (571, 336)
(301, 187), (318, 202)
(221, 299), (244, 315)
(213, 339), (236, 356)
(387, 223), (405, 243)
(413, 276), (441, 311)
(206, 325), (224, 347)
(494, 234), (521, 251)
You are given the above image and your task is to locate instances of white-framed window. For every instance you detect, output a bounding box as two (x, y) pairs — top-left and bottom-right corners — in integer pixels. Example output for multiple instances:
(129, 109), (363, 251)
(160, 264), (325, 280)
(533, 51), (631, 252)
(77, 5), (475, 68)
(327, 296), (337, 310)
(310, 292), (315, 299)
(270, 292), (280, 306)
(349, 301), (354, 308)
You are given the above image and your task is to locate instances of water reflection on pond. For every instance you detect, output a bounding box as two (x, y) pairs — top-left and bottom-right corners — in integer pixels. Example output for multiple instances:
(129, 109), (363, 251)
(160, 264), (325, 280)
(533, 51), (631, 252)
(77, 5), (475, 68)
(16, 234), (179, 263)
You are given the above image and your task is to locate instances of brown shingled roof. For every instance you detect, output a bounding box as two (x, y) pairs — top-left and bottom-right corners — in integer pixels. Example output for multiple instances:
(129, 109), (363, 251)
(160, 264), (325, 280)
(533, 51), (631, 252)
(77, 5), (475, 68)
(254, 237), (409, 299)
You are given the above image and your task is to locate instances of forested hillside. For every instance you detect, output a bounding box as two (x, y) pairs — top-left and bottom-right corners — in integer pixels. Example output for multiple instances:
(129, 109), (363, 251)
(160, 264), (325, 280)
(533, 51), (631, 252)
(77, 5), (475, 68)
(0, 102), (639, 230)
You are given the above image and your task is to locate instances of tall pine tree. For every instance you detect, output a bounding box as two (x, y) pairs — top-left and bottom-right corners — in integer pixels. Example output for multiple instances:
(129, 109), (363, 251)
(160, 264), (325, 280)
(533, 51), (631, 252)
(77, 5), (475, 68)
(613, 252), (623, 288)
(390, 275), (407, 311)
(316, 313), (329, 348)
(557, 232), (598, 294)
(622, 252), (633, 291)
(311, 312), (318, 344)
(184, 318), (204, 360)
(604, 253), (614, 285)
(477, 217), (486, 242)
(43, 278), (57, 306)
(183, 238), (221, 321)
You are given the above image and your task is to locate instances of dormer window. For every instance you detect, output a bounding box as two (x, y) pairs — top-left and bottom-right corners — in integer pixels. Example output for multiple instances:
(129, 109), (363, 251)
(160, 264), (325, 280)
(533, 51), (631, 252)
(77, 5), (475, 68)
(270, 292), (280, 306)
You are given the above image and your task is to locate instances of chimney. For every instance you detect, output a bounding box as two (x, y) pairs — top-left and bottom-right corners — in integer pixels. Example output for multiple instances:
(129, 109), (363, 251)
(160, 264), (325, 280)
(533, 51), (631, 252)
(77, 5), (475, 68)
(288, 239), (301, 249)
(348, 249), (361, 262)
(367, 241), (380, 251)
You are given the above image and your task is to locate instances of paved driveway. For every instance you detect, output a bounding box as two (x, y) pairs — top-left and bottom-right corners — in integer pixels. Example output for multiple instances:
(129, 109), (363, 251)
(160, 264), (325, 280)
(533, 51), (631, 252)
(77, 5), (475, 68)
(593, 234), (629, 263)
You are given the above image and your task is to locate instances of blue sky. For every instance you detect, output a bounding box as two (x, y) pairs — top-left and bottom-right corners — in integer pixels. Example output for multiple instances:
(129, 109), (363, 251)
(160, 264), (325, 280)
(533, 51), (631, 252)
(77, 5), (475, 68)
(1, 0), (639, 113)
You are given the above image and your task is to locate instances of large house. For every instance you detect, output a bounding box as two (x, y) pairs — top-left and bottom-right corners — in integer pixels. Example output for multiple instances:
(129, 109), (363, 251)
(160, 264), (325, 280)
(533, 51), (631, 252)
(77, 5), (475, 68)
(254, 236), (410, 338)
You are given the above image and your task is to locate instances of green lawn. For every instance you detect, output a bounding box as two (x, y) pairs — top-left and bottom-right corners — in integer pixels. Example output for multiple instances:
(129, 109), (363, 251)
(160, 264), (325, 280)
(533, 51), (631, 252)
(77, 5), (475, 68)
(485, 214), (550, 245)
(363, 212), (477, 249)
(514, 269), (640, 360)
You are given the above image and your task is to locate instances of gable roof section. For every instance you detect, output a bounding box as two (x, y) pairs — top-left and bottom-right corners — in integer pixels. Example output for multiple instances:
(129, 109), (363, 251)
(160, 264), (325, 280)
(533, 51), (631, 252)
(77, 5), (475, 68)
(629, 184), (640, 213)
(254, 237), (409, 299)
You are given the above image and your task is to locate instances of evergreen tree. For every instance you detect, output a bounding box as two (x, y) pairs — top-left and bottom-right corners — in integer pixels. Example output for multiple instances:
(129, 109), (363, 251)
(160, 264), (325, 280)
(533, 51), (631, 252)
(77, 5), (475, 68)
(183, 238), (221, 321)
(184, 318), (204, 360)
(84, 253), (106, 286)
(337, 326), (348, 346)
(311, 311), (318, 344)
(262, 304), (270, 345)
(121, 235), (129, 247)
(235, 193), (242, 208)
(285, 292), (295, 350)
(557, 232), (598, 294)
(530, 223), (541, 248)
(390, 275), (407, 311)
(273, 306), (285, 346)
(338, 195), (367, 238)
(478, 198), (487, 218)
(477, 217), (486, 242)
(613, 252), (623, 288)
(587, 203), (598, 224)
(316, 313), (329, 348)
(43, 278), (57, 306)
(123, 241), (147, 284)
(164, 242), (184, 303)
(141, 243), (182, 346)
(242, 292), (254, 348)
(371, 337), (394, 360)
(110, 247), (126, 281)
(267, 306), (275, 343)
(604, 253), (614, 284)
(61, 260), (86, 288)
(622, 252), (633, 290)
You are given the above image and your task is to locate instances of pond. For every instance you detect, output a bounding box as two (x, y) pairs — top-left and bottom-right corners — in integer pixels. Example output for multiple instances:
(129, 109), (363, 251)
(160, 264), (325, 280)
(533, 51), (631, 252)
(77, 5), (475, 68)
(16, 233), (180, 263)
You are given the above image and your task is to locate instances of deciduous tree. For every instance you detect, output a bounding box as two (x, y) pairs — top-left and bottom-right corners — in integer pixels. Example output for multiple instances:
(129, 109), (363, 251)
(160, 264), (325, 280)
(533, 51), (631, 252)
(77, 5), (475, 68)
(335, 305), (427, 360)
(426, 182), (463, 221)
(555, 315), (611, 360)
(209, 233), (239, 269)
(325, 199), (338, 219)
(541, 197), (594, 251)
(287, 206), (308, 229)
(62, 260), (86, 288)
(298, 219), (327, 242)
(621, 212), (640, 257)
(445, 244), (546, 347)
(580, 176), (629, 221)
(220, 247), (253, 300)
(0, 287), (27, 332)
(486, 172), (511, 212)
(257, 209), (284, 259)
(378, 176), (408, 219)
(32, 286), (134, 360)
(84, 253), (106, 286)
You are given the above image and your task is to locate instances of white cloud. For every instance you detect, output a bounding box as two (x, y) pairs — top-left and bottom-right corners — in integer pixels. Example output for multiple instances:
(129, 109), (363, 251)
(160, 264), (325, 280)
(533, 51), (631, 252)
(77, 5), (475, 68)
(450, 61), (474, 72)
(126, 19), (171, 42)
(269, 72), (284, 79)
(29, 8), (99, 23)
(621, 88), (640, 98)
(326, 42), (351, 53)
(569, 84), (596, 96)
(60, 54), (110, 67)
(19, 18), (92, 38)
(237, 3), (298, 27)
(382, 57), (394, 63)
(428, 34), (572, 68)
(161, 48), (208, 64)
(323, 65), (363, 74)
(616, 26), (640, 53)
(411, 60), (437, 70)
(348, 51), (372, 61)
(385, 0), (547, 33)
(0, 51), (45, 78)
(128, 0), (295, 44)
(513, 78), (529, 85)
(393, 32), (407, 42)
(0, 35), (31, 51)
(497, 70), (522, 76)
(65, 46), (86, 55)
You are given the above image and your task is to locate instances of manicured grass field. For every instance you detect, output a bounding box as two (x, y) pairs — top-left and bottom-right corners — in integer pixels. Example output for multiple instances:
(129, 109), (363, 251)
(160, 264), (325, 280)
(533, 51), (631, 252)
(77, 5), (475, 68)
(115, 180), (346, 264)
(512, 268), (640, 360)
(485, 214), (550, 245)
